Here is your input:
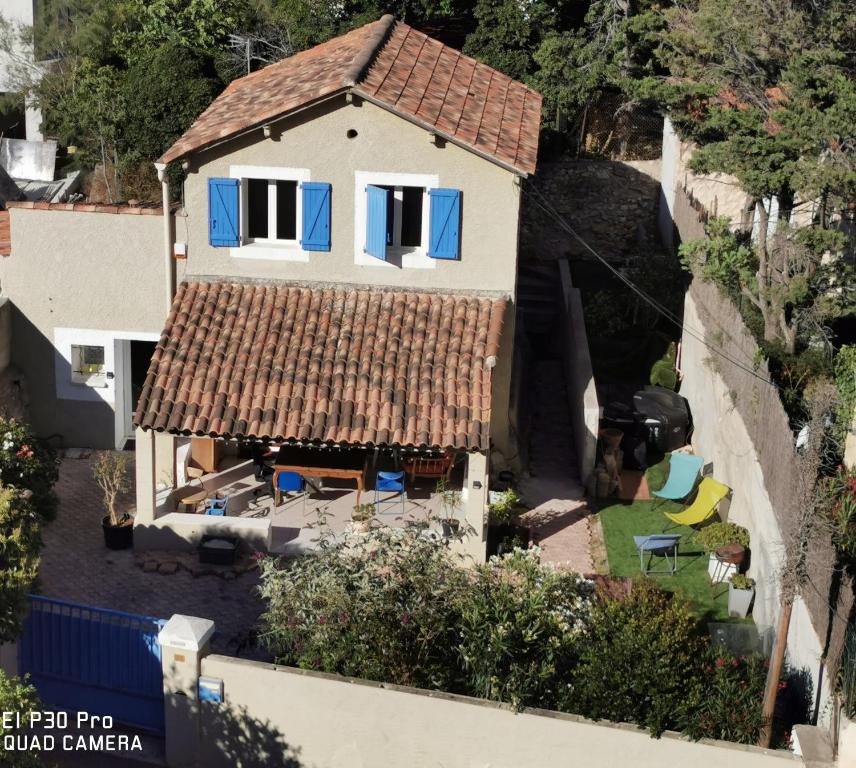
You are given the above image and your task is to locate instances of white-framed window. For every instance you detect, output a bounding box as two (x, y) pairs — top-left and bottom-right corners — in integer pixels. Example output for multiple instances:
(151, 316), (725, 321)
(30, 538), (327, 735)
(71, 344), (107, 387)
(355, 171), (438, 269)
(230, 165), (310, 261)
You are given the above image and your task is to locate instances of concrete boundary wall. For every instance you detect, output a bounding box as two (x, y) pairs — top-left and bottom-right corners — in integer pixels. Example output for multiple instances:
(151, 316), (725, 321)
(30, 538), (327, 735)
(681, 287), (831, 716)
(558, 259), (599, 483)
(191, 653), (799, 768)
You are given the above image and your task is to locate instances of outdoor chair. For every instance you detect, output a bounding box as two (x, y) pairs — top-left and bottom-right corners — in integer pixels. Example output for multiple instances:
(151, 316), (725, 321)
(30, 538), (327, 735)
(375, 471), (406, 515)
(653, 453), (705, 502)
(662, 477), (730, 528)
(403, 454), (454, 484)
(274, 471), (305, 507)
(204, 495), (229, 516)
(633, 534), (681, 575)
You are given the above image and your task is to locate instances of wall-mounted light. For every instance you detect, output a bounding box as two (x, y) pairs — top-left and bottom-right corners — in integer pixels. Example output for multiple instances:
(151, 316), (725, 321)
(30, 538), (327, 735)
(472, 480), (482, 489)
(263, 124), (272, 138)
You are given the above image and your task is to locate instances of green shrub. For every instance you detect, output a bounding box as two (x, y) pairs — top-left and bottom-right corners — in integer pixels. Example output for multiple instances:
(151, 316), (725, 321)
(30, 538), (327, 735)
(487, 488), (521, 525)
(258, 527), (470, 691)
(0, 487), (42, 642)
(729, 574), (756, 590)
(0, 418), (59, 522)
(650, 343), (678, 390)
(0, 671), (42, 767)
(567, 580), (706, 736)
(459, 548), (593, 708)
(682, 653), (770, 744)
(693, 521), (750, 551)
(834, 345), (856, 445)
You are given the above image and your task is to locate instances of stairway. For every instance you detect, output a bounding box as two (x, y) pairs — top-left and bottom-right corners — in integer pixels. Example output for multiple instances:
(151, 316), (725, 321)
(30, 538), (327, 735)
(516, 261), (559, 338)
(517, 353), (592, 572)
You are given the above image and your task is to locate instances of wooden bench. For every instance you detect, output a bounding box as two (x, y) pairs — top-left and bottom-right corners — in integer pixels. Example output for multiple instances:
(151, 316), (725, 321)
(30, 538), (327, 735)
(403, 455), (454, 483)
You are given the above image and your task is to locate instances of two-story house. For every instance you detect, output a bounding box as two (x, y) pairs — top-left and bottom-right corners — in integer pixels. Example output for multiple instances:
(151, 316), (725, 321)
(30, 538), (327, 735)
(1, 15), (541, 560)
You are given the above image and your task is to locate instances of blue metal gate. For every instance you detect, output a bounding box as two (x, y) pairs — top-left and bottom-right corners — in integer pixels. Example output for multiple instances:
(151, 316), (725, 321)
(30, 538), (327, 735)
(19, 596), (167, 734)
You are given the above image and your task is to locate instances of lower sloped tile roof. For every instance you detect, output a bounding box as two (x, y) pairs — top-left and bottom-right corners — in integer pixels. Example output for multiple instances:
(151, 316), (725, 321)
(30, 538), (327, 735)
(134, 281), (507, 451)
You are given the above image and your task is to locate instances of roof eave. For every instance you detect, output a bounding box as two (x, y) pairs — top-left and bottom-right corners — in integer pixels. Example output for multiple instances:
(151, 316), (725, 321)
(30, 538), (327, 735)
(156, 89), (351, 167)
(351, 87), (534, 177)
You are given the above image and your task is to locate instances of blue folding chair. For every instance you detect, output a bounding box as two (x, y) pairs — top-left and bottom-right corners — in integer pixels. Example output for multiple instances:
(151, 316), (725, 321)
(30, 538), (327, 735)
(375, 471), (405, 515)
(204, 495), (229, 516)
(652, 453), (705, 502)
(275, 471), (305, 506)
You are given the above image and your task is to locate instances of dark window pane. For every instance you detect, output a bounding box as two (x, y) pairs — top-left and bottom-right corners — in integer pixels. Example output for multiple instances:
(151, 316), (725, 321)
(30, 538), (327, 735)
(400, 186), (423, 247)
(247, 178), (268, 238)
(276, 180), (298, 240)
(379, 185), (395, 245)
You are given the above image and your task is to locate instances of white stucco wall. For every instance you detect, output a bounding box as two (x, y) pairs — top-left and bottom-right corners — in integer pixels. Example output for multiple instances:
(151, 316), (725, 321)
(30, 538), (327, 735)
(681, 290), (831, 720)
(0, 207), (179, 446)
(181, 96), (521, 296)
(659, 118), (752, 234)
(196, 654), (800, 768)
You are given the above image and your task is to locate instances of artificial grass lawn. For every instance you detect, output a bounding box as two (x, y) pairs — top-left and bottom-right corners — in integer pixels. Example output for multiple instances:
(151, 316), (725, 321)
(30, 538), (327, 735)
(597, 455), (737, 622)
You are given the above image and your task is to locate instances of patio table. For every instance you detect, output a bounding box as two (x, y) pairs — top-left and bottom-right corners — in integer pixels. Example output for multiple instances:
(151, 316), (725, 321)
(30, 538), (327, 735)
(633, 534), (681, 575)
(175, 487), (208, 514)
(273, 446), (369, 507)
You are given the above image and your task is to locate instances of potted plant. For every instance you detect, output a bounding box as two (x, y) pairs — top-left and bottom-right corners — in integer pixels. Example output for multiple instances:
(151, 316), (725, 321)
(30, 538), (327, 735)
(351, 502), (376, 534)
(486, 487), (529, 556)
(436, 478), (463, 537)
(728, 573), (756, 618)
(94, 451), (133, 550)
(693, 521), (750, 582)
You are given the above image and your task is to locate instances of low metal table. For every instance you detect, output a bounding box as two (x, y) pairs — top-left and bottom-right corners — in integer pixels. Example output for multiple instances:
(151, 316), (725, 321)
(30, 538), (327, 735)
(633, 534), (681, 575)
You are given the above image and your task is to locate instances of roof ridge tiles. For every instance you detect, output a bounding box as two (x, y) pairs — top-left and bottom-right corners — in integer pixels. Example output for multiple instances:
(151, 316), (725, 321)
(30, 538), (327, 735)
(345, 13), (396, 86)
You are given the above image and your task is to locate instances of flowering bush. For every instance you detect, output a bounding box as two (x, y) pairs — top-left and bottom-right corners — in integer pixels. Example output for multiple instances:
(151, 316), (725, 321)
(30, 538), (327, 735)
(0, 487), (41, 642)
(0, 671), (42, 767)
(258, 531), (594, 703)
(258, 527), (471, 691)
(0, 418), (59, 522)
(682, 652), (770, 744)
(566, 580), (706, 736)
(459, 547), (593, 708)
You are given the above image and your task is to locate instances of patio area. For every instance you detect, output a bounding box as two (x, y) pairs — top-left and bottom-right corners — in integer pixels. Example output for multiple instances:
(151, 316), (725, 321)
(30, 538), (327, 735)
(160, 444), (467, 554)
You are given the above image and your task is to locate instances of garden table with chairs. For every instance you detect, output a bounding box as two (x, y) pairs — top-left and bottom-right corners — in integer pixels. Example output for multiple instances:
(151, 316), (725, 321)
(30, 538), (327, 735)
(272, 445), (370, 507)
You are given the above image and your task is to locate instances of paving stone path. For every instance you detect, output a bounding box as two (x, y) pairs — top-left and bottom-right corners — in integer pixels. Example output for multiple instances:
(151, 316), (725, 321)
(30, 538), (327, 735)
(37, 456), (268, 659)
(519, 359), (594, 574)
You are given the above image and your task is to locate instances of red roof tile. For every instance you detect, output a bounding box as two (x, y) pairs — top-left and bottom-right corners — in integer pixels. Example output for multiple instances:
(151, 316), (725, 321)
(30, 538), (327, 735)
(134, 281), (507, 451)
(0, 212), (9, 257)
(158, 16), (541, 175)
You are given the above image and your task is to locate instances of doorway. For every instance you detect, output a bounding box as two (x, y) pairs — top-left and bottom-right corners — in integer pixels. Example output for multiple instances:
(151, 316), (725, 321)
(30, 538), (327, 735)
(117, 339), (157, 448)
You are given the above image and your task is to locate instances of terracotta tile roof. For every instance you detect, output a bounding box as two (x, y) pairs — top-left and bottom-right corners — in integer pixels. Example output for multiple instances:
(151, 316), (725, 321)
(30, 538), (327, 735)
(0, 212), (9, 257)
(158, 15), (541, 175)
(355, 21), (541, 175)
(134, 281), (507, 451)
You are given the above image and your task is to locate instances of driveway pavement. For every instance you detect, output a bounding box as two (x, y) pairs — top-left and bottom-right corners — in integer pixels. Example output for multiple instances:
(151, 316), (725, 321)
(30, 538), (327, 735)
(36, 455), (267, 658)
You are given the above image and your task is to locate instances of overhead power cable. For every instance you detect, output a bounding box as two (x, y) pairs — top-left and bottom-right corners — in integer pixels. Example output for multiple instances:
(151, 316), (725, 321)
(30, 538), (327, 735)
(525, 182), (782, 392)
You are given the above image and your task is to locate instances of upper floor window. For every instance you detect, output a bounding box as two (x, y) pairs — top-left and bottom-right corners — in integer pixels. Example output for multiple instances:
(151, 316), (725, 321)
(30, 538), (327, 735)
(246, 178), (298, 242)
(355, 171), (461, 268)
(208, 166), (330, 259)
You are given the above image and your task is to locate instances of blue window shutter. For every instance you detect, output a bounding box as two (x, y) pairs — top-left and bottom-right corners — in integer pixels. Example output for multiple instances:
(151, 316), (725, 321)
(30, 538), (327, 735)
(365, 184), (388, 260)
(208, 178), (240, 247)
(300, 182), (331, 251)
(428, 188), (460, 259)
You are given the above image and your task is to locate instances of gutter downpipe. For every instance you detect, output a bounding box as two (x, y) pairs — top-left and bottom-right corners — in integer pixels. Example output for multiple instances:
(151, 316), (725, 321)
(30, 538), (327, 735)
(155, 162), (174, 311)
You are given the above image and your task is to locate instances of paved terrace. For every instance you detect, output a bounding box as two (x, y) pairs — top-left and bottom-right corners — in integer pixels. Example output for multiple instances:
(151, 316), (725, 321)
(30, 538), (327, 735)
(37, 455), (267, 657)
(175, 453), (458, 553)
